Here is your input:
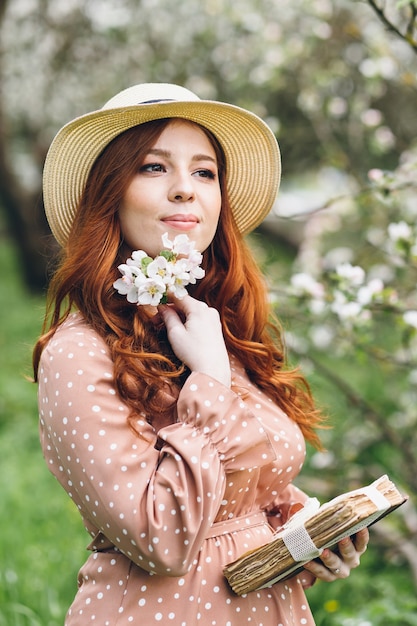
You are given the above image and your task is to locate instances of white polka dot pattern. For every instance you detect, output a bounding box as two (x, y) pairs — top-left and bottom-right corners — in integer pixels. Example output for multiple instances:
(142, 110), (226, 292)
(38, 313), (315, 625)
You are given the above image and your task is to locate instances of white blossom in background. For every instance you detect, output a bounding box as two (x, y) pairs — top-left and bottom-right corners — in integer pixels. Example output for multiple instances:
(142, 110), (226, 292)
(388, 221), (413, 243)
(309, 324), (335, 349)
(384, 220), (417, 264)
(335, 263), (366, 287)
(368, 168), (385, 182)
(357, 278), (385, 305)
(330, 292), (367, 322)
(291, 272), (325, 299)
(290, 272), (326, 314)
(403, 310), (417, 330)
(309, 450), (336, 470)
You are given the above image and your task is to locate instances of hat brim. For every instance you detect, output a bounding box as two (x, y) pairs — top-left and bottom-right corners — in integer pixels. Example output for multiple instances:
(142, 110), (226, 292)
(43, 100), (281, 246)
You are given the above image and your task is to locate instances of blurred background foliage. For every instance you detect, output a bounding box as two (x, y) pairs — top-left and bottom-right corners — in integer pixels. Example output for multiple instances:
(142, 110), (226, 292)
(0, 0), (416, 623)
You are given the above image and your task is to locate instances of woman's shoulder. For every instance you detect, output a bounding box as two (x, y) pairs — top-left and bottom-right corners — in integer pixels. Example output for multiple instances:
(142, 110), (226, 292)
(43, 312), (109, 359)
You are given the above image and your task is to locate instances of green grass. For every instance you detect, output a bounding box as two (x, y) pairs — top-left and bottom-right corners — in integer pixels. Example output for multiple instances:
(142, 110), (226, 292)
(0, 234), (416, 625)
(0, 238), (86, 625)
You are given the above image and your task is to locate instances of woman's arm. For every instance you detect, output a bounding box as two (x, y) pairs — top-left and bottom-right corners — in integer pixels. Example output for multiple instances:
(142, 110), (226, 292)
(39, 319), (276, 577)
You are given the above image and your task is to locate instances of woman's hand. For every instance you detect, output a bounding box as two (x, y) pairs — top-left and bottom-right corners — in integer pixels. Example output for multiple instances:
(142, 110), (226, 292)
(159, 295), (231, 388)
(300, 528), (369, 588)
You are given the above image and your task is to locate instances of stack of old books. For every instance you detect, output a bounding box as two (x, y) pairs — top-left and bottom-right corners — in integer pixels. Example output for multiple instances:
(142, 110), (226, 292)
(223, 474), (408, 595)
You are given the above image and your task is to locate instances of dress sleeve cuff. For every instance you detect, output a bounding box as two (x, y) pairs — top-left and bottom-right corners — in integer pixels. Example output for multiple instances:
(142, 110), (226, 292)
(266, 484), (310, 531)
(175, 371), (277, 472)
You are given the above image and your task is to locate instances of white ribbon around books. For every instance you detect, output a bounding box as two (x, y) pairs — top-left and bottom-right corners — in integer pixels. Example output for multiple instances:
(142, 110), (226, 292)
(280, 497), (323, 562)
(280, 484), (391, 563)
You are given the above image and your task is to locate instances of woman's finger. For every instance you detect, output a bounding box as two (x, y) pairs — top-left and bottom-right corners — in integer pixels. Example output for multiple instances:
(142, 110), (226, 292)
(303, 528), (370, 583)
(159, 296), (231, 387)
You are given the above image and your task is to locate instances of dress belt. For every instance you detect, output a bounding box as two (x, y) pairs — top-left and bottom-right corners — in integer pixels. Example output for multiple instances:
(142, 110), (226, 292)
(89, 510), (271, 552)
(205, 510), (270, 539)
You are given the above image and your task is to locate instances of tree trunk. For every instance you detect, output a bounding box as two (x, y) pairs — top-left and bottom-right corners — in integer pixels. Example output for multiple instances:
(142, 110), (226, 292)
(0, 0), (57, 292)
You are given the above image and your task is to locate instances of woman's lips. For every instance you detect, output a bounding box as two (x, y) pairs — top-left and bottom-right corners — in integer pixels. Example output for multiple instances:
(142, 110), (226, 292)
(161, 214), (199, 231)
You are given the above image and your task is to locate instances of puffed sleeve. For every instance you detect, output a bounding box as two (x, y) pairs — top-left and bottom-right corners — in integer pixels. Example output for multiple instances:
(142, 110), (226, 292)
(38, 317), (277, 577)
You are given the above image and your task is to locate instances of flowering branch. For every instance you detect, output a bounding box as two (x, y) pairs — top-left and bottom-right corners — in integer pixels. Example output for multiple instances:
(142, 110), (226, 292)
(113, 233), (205, 306)
(287, 212), (417, 331)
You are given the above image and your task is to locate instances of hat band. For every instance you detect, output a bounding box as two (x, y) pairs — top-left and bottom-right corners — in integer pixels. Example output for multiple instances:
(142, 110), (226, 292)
(140, 99), (176, 104)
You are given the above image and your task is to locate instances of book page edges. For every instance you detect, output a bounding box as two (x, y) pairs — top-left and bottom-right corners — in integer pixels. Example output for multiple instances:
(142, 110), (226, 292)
(279, 480), (391, 562)
(223, 475), (408, 595)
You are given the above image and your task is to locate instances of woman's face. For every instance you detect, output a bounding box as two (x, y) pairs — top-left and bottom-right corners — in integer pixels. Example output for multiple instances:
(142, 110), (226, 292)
(119, 120), (222, 258)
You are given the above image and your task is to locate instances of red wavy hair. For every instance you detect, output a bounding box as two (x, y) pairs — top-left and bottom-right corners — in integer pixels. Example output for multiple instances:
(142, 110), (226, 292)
(33, 118), (323, 447)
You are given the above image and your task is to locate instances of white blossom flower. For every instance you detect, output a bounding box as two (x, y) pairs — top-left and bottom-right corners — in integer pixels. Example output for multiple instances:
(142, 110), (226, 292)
(403, 310), (417, 330)
(113, 265), (140, 303)
(361, 108), (383, 127)
(147, 256), (173, 286)
(357, 278), (384, 305)
(309, 298), (327, 315)
(331, 291), (363, 320)
(335, 263), (365, 286)
(136, 275), (166, 306)
(164, 258), (191, 298)
(309, 324), (334, 349)
(310, 450), (335, 469)
(162, 232), (194, 256)
(368, 168), (384, 182)
(112, 277), (139, 303)
(374, 126), (396, 151)
(113, 233), (205, 306)
(291, 273), (325, 299)
(184, 250), (205, 281)
(170, 275), (192, 299)
(129, 249), (149, 265)
(388, 221), (412, 243)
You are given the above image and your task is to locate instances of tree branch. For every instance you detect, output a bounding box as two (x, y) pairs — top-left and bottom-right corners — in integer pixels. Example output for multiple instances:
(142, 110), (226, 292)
(274, 178), (417, 223)
(366, 0), (417, 52)
(291, 349), (417, 488)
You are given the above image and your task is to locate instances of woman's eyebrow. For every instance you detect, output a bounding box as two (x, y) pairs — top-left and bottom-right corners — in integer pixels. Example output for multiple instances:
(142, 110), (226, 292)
(147, 148), (217, 163)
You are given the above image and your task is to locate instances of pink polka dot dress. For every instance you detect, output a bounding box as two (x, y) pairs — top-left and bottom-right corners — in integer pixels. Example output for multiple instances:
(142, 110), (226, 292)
(38, 313), (316, 625)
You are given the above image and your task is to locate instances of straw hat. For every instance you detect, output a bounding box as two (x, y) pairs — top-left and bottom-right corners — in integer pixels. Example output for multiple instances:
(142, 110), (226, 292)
(43, 83), (281, 246)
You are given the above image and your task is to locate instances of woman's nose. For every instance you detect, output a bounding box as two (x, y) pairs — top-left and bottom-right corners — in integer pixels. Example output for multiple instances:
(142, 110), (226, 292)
(168, 171), (195, 202)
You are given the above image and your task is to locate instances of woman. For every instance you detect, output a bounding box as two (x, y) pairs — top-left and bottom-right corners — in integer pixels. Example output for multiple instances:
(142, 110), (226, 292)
(33, 83), (368, 625)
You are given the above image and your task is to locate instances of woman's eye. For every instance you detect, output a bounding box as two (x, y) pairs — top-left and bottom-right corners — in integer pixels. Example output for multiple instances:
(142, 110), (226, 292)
(195, 169), (216, 180)
(140, 163), (165, 173)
